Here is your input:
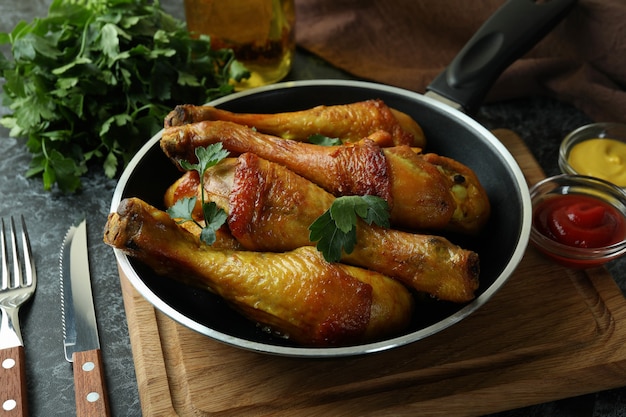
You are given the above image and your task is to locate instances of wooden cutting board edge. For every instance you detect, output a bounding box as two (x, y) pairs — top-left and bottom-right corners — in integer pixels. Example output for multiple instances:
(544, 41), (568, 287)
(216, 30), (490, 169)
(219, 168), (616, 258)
(117, 129), (626, 416)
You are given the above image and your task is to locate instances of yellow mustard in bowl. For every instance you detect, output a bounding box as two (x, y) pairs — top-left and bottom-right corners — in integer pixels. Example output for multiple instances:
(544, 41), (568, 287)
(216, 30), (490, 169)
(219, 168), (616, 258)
(568, 138), (626, 187)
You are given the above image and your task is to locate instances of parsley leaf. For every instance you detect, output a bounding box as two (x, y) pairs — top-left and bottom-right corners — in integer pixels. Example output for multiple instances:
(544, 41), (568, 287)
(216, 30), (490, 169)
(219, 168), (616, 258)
(166, 144), (229, 245)
(0, 0), (249, 192)
(167, 196), (198, 223)
(308, 134), (342, 146)
(200, 201), (228, 245)
(309, 195), (390, 262)
(354, 195), (391, 227)
(180, 145), (230, 176)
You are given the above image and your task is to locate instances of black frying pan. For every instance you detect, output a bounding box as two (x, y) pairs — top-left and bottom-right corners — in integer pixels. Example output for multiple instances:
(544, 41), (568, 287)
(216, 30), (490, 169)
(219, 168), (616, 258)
(111, 0), (576, 357)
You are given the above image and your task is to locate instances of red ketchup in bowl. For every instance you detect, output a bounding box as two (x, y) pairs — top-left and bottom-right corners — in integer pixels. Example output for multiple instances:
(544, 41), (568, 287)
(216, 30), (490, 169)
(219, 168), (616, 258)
(534, 194), (626, 247)
(533, 194), (626, 267)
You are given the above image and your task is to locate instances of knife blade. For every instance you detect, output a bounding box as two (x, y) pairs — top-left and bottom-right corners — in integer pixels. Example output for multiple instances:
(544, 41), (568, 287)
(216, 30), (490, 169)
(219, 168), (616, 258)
(60, 219), (110, 417)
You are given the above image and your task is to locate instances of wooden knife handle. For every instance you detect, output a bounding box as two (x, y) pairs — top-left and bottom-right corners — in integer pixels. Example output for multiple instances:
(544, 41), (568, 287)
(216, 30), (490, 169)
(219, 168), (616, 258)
(0, 346), (28, 417)
(72, 349), (110, 417)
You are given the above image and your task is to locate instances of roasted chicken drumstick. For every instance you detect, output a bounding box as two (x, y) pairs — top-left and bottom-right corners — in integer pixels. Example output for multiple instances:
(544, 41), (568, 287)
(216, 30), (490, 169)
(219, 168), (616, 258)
(165, 153), (480, 303)
(164, 99), (426, 147)
(104, 197), (414, 346)
(161, 120), (490, 233)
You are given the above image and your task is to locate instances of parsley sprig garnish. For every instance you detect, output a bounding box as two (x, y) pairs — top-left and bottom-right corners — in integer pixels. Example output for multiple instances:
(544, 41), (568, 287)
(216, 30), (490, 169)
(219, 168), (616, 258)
(306, 134), (391, 261)
(167, 144), (229, 245)
(0, 0), (249, 192)
(309, 195), (390, 262)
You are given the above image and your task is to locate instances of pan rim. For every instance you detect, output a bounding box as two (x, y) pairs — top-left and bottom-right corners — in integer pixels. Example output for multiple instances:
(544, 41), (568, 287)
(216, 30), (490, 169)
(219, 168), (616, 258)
(110, 79), (532, 358)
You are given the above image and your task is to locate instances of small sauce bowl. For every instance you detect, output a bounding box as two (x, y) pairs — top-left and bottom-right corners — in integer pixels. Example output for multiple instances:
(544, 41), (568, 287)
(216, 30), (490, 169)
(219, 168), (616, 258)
(530, 174), (626, 268)
(559, 122), (626, 188)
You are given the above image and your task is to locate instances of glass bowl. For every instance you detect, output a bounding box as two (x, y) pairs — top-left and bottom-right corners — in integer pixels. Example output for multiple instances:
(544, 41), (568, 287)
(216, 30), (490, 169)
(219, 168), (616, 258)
(530, 174), (626, 269)
(559, 122), (626, 188)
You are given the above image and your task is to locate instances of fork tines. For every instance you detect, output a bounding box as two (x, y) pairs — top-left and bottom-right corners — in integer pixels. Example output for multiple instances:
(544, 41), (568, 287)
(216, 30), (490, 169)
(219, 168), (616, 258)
(1, 216), (36, 290)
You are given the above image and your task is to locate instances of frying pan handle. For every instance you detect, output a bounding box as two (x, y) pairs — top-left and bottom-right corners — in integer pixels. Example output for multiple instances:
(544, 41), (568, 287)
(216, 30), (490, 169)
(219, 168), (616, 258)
(426, 0), (577, 113)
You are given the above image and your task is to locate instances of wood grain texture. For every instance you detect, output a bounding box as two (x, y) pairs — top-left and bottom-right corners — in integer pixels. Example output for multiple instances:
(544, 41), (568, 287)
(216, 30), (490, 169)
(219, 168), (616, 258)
(119, 130), (626, 416)
(72, 349), (110, 417)
(0, 346), (27, 417)
(119, 275), (177, 416)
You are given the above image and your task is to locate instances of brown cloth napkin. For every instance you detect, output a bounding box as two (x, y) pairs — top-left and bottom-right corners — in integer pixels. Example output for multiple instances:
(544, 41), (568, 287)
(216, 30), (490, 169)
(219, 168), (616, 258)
(294, 0), (626, 124)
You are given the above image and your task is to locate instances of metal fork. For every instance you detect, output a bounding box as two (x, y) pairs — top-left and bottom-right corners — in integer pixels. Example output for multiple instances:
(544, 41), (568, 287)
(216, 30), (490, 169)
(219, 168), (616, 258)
(0, 216), (36, 417)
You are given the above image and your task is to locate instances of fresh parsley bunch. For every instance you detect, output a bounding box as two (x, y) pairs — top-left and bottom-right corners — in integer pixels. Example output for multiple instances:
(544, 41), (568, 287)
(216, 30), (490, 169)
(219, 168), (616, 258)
(0, 0), (248, 192)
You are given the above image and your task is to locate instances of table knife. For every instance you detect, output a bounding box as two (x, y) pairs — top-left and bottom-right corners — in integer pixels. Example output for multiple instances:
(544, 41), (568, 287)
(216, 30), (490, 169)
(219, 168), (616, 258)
(60, 219), (111, 417)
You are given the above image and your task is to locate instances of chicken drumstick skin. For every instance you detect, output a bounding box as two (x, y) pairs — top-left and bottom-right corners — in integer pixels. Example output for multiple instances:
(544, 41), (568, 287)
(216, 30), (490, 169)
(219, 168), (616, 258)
(163, 99), (426, 147)
(160, 120), (462, 231)
(104, 197), (414, 346)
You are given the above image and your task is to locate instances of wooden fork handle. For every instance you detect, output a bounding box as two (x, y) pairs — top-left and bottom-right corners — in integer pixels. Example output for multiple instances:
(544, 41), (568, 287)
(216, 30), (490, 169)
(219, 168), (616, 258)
(0, 345), (28, 417)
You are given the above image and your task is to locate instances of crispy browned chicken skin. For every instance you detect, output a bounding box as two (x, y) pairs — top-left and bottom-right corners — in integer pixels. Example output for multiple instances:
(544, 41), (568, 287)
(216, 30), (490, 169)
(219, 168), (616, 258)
(161, 120), (455, 230)
(104, 197), (414, 346)
(164, 153), (480, 303)
(164, 99), (426, 147)
(422, 153), (491, 235)
(161, 120), (490, 233)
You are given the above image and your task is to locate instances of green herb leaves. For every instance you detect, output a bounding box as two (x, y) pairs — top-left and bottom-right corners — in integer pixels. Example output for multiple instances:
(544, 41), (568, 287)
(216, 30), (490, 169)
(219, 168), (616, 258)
(166, 144), (229, 245)
(168, 196), (228, 245)
(0, 0), (248, 192)
(309, 195), (390, 262)
(179, 144), (230, 177)
(308, 134), (342, 147)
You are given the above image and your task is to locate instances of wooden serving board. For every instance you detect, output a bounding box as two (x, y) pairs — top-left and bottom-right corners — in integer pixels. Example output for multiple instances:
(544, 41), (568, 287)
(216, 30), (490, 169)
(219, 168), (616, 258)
(119, 130), (626, 416)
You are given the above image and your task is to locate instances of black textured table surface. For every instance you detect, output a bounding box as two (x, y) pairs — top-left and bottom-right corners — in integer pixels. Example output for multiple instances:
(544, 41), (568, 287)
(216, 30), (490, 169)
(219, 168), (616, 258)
(1, 1), (625, 416)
